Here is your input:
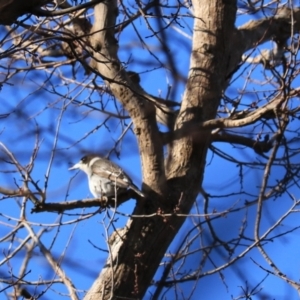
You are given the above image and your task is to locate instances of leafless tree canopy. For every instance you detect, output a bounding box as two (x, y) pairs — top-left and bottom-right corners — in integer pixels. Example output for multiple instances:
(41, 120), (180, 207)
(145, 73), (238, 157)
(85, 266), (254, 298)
(1, 0), (300, 299)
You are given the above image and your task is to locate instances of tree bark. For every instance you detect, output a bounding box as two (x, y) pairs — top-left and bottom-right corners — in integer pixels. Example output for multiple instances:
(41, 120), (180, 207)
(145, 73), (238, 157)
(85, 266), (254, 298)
(84, 0), (237, 299)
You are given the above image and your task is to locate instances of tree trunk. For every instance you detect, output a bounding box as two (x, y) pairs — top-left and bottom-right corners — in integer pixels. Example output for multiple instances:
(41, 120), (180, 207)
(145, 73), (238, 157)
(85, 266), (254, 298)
(84, 0), (237, 299)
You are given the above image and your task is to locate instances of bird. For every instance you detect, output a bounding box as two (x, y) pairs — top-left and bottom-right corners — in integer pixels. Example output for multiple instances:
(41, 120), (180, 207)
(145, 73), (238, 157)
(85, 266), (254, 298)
(69, 155), (144, 199)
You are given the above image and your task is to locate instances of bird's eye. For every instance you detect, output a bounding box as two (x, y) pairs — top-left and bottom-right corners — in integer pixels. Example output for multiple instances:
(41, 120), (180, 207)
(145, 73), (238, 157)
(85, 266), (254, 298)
(81, 156), (87, 163)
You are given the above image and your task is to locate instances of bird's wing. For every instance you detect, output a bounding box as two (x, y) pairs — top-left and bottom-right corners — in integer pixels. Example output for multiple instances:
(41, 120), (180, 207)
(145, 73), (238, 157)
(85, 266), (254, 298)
(91, 160), (132, 189)
(90, 158), (144, 197)
(104, 162), (144, 197)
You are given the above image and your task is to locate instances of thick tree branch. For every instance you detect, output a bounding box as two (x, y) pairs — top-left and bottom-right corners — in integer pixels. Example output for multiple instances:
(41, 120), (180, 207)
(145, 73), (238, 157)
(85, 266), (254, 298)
(239, 7), (299, 53)
(167, 0), (237, 179)
(198, 96), (282, 127)
(211, 131), (275, 155)
(88, 0), (165, 194)
(83, 1), (170, 299)
(162, 88), (297, 145)
(207, 6), (300, 81)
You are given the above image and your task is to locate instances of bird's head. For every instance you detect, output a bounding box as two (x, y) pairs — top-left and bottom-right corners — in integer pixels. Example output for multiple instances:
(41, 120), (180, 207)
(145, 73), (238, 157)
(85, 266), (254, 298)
(69, 155), (95, 175)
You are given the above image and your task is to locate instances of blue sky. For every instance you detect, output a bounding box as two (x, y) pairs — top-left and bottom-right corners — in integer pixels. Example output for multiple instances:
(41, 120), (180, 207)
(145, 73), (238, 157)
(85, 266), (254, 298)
(1, 1), (300, 299)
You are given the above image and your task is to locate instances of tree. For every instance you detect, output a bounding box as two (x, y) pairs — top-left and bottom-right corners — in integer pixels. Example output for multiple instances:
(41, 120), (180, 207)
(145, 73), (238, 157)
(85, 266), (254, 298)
(1, 0), (300, 299)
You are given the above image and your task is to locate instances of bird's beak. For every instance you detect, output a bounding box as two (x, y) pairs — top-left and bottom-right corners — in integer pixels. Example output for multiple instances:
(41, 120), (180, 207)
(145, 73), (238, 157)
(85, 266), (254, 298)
(69, 163), (80, 170)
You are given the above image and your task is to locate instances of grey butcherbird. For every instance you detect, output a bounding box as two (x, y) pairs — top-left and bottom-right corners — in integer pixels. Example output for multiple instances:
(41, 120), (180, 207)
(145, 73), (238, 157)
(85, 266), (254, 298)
(69, 155), (144, 199)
